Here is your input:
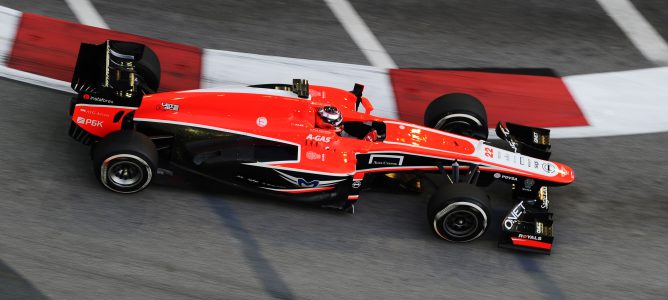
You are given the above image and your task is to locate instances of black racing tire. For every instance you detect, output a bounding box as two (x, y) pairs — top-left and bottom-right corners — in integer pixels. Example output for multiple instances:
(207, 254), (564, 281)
(135, 46), (161, 93)
(92, 130), (158, 194)
(427, 183), (490, 242)
(424, 93), (488, 140)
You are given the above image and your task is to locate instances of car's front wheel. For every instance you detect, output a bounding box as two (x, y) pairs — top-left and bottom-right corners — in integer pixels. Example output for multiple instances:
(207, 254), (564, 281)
(424, 93), (488, 140)
(92, 130), (158, 193)
(427, 183), (490, 242)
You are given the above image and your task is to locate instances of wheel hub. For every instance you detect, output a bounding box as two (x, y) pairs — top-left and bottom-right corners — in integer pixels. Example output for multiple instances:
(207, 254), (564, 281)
(108, 160), (143, 187)
(443, 209), (479, 238)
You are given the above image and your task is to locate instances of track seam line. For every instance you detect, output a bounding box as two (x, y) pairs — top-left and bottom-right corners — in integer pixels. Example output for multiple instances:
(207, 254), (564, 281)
(64, 0), (109, 29)
(596, 0), (668, 65)
(324, 0), (397, 68)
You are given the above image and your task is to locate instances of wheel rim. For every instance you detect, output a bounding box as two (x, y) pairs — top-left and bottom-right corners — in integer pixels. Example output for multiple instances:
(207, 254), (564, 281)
(107, 160), (144, 187)
(442, 209), (479, 238)
(434, 113), (484, 139)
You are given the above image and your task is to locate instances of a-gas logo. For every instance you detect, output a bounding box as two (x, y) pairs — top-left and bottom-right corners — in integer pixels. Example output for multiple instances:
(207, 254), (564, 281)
(77, 117), (103, 127)
(306, 134), (331, 143)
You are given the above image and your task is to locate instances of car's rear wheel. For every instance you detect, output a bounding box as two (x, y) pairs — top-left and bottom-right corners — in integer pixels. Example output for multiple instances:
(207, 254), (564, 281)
(424, 93), (488, 140)
(427, 183), (490, 242)
(92, 130), (158, 193)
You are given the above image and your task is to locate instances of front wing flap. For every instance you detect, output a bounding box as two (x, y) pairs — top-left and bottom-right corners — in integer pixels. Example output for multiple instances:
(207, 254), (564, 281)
(498, 191), (555, 254)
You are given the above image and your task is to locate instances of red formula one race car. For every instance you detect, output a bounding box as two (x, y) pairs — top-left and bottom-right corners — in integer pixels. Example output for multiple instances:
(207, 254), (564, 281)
(68, 40), (574, 254)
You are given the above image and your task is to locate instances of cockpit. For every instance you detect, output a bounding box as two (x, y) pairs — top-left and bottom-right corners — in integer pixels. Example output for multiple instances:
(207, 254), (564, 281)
(341, 121), (386, 142)
(250, 78), (385, 142)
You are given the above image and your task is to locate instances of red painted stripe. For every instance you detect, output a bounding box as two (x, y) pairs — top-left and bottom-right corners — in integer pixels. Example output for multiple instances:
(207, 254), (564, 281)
(7, 13), (201, 91)
(511, 237), (552, 250)
(389, 69), (588, 128)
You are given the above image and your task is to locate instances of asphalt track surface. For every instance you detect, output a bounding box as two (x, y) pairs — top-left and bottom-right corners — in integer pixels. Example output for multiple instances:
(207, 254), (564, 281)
(1, 1), (667, 299)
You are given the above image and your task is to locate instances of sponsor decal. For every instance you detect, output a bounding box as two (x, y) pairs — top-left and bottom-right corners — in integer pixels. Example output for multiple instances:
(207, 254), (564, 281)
(368, 154), (404, 166)
(504, 201), (526, 230)
(311, 128), (332, 134)
(90, 96), (114, 104)
(518, 233), (543, 241)
(500, 174), (518, 181)
(78, 108), (110, 118)
(256, 116), (267, 127)
(76, 117), (103, 127)
(541, 198), (550, 210)
(523, 178), (535, 191)
(157, 102), (180, 112)
(305, 151), (322, 160)
(482, 147), (558, 177)
(539, 186), (549, 209)
(297, 178), (319, 188)
(275, 170), (345, 188)
(542, 162), (556, 174)
(306, 134), (331, 143)
(236, 175), (283, 188)
(352, 180), (362, 189)
(533, 131), (540, 144)
(494, 172), (518, 181)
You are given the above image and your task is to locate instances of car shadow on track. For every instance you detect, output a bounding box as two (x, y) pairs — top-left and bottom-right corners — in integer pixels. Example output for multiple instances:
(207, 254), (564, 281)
(168, 173), (520, 250)
(157, 171), (567, 298)
(0, 259), (50, 300)
(205, 195), (297, 300)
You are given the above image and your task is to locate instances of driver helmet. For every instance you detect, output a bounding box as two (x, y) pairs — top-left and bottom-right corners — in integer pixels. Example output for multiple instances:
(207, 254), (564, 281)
(316, 106), (343, 132)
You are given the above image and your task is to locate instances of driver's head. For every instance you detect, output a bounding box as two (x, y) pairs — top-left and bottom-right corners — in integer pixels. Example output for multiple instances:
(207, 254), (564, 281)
(316, 106), (343, 132)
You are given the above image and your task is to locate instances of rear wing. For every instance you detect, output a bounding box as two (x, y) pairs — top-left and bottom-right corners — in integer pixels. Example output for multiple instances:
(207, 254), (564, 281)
(68, 40), (161, 144)
(71, 40), (160, 104)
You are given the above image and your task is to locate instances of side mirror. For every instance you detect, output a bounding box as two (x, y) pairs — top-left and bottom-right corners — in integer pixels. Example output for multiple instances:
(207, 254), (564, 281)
(351, 83), (364, 111)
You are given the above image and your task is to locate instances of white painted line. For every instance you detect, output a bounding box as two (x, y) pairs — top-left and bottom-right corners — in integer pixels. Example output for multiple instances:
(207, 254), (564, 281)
(0, 65), (73, 93)
(324, 0), (397, 69)
(64, 0), (109, 29)
(597, 0), (668, 65)
(0, 6), (20, 65)
(201, 48), (398, 118)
